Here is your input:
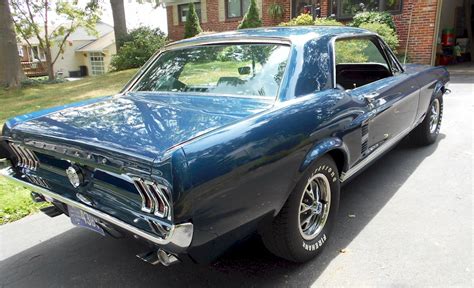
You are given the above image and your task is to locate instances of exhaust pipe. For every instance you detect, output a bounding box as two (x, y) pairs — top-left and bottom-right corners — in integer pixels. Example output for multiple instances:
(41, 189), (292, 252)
(31, 192), (45, 203)
(136, 249), (180, 266)
(40, 206), (63, 217)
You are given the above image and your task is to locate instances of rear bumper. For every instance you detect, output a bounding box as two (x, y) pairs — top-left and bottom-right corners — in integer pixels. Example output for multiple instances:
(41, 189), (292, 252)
(0, 166), (194, 253)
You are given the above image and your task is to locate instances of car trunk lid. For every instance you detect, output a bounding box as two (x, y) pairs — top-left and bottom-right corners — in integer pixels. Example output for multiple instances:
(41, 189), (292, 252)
(8, 92), (273, 163)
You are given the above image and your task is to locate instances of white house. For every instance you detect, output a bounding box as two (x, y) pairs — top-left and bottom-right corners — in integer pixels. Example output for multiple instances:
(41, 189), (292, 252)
(19, 22), (117, 77)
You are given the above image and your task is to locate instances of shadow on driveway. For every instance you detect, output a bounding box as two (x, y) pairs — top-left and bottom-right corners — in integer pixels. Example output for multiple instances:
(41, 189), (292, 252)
(0, 135), (444, 288)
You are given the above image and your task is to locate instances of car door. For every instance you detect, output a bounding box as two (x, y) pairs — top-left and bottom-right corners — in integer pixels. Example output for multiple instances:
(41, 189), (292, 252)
(334, 36), (419, 157)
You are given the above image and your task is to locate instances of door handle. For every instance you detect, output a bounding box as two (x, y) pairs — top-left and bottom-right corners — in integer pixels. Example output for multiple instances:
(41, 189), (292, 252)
(363, 92), (380, 103)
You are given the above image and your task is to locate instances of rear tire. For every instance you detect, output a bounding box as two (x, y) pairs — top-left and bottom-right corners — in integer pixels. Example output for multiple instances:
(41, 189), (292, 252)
(410, 94), (443, 146)
(261, 155), (340, 262)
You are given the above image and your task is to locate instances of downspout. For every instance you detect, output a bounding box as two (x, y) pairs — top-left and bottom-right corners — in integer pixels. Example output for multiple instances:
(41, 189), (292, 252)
(403, 0), (417, 64)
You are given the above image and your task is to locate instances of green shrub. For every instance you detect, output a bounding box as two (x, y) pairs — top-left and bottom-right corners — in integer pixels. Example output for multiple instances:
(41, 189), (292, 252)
(111, 27), (167, 71)
(20, 76), (66, 87)
(314, 17), (344, 26)
(238, 0), (262, 29)
(280, 14), (343, 26)
(184, 3), (203, 38)
(359, 22), (399, 52)
(279, 13), (314, 26)
(268, 2), (284, 21)
(350, 11), (396, 31)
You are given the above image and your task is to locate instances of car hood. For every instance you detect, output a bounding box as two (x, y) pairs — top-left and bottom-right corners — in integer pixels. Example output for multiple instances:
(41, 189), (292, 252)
(7, 92), (273, 161)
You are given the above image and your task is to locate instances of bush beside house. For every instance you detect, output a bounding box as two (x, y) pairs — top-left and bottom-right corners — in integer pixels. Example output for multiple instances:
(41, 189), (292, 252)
(314, 17), (344, 26)
(280, 12), (399, 54)
(238, 0), (262, 29)
(359, 22), (399, 52)
(279, 13), (342, 26)
(184, 3), (203, 38)
(350, 12), (399, 53)
(111, 27), (167, 71)
(350, 11), (396, 32)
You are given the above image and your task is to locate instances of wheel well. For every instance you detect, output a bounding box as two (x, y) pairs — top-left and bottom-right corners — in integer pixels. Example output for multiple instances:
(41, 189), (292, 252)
(327, 149), (345, 175)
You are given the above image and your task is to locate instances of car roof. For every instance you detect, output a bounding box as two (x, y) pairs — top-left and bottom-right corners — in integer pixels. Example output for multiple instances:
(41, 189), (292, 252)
(168, 26), (373, 48)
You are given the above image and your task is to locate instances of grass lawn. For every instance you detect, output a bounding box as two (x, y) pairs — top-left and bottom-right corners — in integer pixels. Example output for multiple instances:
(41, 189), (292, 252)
(0, 177), (49, 224)
(0, 69), (137, 225)
(0, 69), (137, 123)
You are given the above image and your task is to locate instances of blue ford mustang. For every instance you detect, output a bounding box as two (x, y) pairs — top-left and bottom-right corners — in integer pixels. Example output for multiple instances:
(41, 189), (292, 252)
(0, 26), (449, 265)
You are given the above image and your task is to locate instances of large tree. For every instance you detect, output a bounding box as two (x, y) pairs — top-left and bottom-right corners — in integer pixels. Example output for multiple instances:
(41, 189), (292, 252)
(0, 1), (25, 88)
(110, 0), (127, 51)
(11, 0), (100, 80)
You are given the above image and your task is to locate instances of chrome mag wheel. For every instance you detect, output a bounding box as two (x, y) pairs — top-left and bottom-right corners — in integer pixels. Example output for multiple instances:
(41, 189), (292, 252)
(429, 98), (440, 134)
(298, 173), (331, 241)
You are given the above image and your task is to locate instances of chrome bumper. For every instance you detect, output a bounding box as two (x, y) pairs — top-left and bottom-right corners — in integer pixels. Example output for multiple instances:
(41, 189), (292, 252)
(0, 167), (194, 252)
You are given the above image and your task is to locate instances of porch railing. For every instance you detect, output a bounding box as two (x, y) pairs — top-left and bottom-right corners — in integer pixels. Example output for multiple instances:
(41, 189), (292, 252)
(21, 61), (48, 77)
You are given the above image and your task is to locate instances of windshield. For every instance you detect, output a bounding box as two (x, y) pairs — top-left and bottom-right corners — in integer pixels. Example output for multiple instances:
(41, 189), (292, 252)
(132, 44), (290, 98)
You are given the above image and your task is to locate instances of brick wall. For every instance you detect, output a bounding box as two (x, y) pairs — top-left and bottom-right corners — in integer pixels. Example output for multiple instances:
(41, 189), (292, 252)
(393, 0), (439, 65)
(167, 0), (292, 41)
(320, 0), (328, 17)
(167, 0), (439, 65)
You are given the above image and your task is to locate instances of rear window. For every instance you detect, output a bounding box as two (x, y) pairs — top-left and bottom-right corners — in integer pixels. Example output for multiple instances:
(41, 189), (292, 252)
(132, 44), (290, 98)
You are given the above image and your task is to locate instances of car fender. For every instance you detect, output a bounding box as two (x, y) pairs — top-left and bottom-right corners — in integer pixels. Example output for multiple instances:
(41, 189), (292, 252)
(299, 137), (350, 174)
(270, 137), (349, 216)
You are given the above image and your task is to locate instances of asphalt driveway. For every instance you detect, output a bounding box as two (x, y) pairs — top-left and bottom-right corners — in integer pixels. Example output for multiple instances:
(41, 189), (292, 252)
(1, 75), (472, 288)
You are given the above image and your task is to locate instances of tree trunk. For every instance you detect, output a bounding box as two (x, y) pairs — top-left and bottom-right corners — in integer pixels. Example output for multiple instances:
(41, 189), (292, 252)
(43, 0), (55, 81)
(0, 1), (26, 89)
(110, 0), (127, 51)
(45, 49), (54, 80)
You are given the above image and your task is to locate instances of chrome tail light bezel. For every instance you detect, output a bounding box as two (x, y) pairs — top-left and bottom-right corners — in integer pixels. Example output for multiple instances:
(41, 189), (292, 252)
(8, 142), (40, 171)
(133, 177), (172, 220)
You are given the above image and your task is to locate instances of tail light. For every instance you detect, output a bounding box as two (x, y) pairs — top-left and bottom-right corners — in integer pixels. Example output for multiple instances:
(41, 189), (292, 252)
(8, 142), (39, 171)
(133, 178), (171, 220)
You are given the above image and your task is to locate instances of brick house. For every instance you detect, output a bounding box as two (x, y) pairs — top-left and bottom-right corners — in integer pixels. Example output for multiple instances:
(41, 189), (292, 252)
(163, 0), (473, 66)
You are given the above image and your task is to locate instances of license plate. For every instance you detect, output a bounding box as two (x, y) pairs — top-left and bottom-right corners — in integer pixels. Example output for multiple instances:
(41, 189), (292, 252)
(68, 205), (105, 236)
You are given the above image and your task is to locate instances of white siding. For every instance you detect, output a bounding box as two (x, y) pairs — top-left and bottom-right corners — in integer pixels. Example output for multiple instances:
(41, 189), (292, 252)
(52, 40), (91, 76)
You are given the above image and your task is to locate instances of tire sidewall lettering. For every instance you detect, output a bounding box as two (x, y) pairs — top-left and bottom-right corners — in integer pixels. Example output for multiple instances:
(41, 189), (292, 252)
(301, 163), (336, 252)
(311, 163), (337, 183)
(302, 233), (327, 251)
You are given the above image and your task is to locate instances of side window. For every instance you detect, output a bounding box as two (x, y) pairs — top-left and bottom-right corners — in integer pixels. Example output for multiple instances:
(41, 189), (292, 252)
(335, 37), (392, 90)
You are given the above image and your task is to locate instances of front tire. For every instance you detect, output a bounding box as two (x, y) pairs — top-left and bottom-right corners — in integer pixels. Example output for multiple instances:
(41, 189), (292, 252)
(410, 94), (443, 146)
(261, 155), (340, 262)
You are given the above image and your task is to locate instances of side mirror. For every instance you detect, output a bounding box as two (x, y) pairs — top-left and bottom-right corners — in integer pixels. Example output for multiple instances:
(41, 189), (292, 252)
(238, 66), (251, 75)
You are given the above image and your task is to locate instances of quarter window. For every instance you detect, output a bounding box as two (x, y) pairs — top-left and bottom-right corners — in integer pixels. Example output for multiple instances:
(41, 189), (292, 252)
(334, 37), (392, 89)
(329, 0), (402, 19)
(335, 38), (387, 64)
(178, 3), (201, 23)
(227, 0), (250, 18)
